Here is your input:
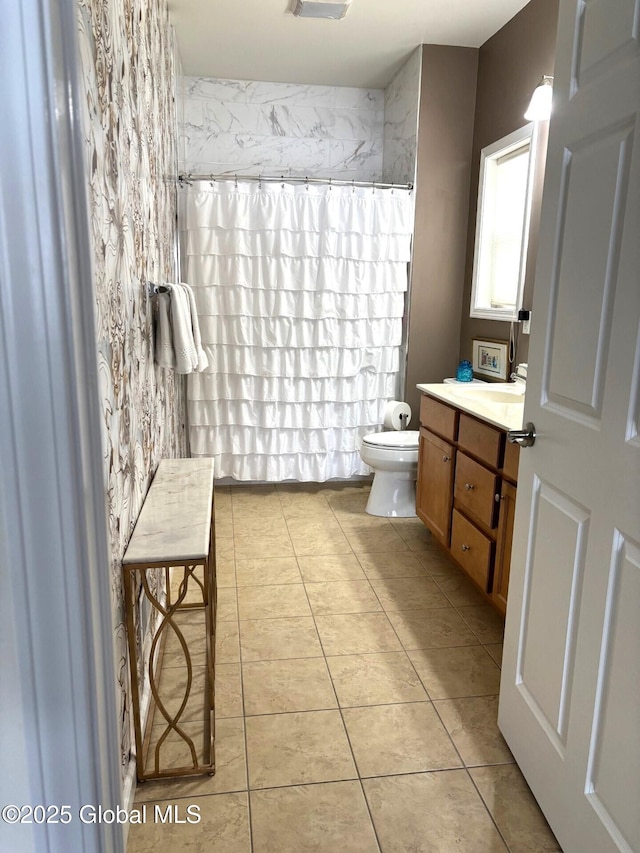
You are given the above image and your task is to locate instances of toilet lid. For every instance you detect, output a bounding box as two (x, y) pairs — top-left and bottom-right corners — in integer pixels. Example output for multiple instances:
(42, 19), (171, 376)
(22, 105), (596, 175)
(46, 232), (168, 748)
(362, 430), (420, 449)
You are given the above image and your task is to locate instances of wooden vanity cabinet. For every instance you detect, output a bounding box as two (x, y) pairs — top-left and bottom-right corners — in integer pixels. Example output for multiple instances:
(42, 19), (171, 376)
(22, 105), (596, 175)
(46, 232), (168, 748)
(492, 480), (517, 615)
(416, 428), (455, 546)
(416, 393), (519, 612)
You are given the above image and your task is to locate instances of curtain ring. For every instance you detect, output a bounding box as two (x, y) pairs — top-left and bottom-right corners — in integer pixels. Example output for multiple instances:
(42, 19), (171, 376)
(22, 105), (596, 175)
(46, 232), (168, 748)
(329, 177), (332, 192)
(235, 174), (238, 188)
(352, 179), (355, 193)
(305, 177), (309, 191)
(372, 180), (376, 194)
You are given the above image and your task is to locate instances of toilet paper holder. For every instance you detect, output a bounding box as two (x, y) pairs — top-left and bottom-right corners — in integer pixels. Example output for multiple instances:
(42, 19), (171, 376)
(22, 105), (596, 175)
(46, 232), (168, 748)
(382, 401), (412, 431)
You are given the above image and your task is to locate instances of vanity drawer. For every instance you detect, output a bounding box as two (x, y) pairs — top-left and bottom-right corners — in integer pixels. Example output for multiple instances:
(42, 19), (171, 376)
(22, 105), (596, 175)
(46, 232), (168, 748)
(420, 395), (458, 441)
(458, 413), (503, 468)
(454, 452), (499, 529)
(451, 509), (493, 591)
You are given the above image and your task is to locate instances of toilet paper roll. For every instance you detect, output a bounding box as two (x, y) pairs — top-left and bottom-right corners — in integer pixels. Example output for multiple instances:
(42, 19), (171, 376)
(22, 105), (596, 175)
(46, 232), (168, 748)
(382, 400), (412, 430)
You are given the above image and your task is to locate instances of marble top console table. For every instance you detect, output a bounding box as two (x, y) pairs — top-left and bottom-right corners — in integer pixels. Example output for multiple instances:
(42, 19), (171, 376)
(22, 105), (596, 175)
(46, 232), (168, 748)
(122, 458), (216, 781)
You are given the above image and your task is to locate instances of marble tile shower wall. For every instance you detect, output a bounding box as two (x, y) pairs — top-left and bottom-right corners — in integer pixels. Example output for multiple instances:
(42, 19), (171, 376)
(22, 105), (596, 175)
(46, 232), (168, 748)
(383, 47), (422, 185)
(182, 77), (385, 180)
(174, 34), (187, 173)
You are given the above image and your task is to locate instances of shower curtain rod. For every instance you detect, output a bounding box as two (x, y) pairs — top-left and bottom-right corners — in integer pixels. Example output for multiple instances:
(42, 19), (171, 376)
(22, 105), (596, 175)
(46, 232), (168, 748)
(178, 172), (413, 191)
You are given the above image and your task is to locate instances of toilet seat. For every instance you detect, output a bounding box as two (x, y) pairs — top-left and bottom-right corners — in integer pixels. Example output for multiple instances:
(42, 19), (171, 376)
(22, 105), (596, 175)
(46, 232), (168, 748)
(362, 430), (419, 450)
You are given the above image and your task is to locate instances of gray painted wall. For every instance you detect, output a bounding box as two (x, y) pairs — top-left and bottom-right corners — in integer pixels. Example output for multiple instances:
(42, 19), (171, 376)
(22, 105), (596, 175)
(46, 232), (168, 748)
(405, 45), (479, 419)
(459, 0), (560, 369)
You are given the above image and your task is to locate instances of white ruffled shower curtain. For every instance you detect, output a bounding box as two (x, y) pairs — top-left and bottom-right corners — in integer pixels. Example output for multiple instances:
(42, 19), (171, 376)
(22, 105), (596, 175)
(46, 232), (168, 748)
(180, 180), (414, 481)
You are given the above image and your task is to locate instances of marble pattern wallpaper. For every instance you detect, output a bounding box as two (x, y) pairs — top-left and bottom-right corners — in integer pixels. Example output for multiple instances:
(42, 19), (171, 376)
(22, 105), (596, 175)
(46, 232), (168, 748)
(383, 48), (422, 184)
(182, 77), (385, 180)
(77, 0), (187, 781)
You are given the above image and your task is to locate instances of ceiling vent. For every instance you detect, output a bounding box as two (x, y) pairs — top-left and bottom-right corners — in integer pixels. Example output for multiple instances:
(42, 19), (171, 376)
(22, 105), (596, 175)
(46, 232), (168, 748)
(292, 0), (352, 20)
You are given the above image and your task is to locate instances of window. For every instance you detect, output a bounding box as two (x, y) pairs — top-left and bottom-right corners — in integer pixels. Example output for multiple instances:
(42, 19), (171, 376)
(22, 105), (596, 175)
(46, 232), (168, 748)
(470, 124), (537, 320)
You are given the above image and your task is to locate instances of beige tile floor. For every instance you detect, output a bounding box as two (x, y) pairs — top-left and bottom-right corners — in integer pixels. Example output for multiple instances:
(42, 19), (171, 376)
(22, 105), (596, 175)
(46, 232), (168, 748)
(128, 482), (561, 853)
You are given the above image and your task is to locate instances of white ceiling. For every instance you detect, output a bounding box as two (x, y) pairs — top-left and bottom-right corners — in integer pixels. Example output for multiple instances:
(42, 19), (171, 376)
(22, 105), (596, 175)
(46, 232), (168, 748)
(169, 0), (530, 89)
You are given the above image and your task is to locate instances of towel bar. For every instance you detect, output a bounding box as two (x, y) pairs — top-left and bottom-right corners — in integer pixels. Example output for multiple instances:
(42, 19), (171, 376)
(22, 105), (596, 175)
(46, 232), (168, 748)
(148, 281), (170, 297)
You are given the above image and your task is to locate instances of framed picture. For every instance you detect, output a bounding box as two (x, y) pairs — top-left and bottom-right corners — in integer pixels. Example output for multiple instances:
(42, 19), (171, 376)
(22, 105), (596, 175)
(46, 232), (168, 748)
(472, 338), (509, 381)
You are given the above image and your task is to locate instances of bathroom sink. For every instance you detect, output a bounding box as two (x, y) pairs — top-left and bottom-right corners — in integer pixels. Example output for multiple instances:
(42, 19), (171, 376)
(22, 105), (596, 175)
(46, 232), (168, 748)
(451, 386), (525, 405)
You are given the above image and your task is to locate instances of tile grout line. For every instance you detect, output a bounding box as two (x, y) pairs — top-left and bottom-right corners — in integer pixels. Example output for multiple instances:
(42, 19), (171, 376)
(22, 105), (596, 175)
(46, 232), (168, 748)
(300, 541), (385, 853)
(236, 640), (488, 663)
(221, 484), (508, 852)
(239, 697), (439, 717)
(293, 540), (481, 719)
(419, 553), (506, 646)
(219, 761), (515, 794)
(437, 589), (505, 649)
(412, 535), (510, 840)
(398, 555), (508, 812)
(422, 683), (512, 850)
(282, 486), (359, 563)
(284, 496), (382, 840)
(294, 515), (465, 850)
(465, 764), (511, 853)
(244, 483), (383, 851)
(228, 491), (255, 853)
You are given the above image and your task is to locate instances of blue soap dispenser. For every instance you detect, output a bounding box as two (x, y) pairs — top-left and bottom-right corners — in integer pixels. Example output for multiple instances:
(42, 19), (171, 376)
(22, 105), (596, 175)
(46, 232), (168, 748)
(456, 360), (474, 382)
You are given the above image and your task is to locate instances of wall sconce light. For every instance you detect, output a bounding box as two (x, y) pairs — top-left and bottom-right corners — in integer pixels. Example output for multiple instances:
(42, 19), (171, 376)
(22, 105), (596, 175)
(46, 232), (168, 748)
(524, 76), (554, 121)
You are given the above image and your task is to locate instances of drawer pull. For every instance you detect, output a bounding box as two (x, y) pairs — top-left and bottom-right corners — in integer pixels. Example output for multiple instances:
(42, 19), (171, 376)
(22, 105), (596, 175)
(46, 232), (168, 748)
(495, 493), (501, 503)
(442, 455), (450, 463)
(461, 544), (471, 552)
(464, 483), (474, 491)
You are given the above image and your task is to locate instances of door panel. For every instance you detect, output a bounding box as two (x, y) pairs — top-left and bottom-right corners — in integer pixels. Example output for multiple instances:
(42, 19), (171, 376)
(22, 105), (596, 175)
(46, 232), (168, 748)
(498, 0), (640, 850)
(546, 121), (634, 421)
(630, 327), (640, 444)
(576, 0), (640, 86)
(517, 478), (590, 751)
(585, 534), (640, 850)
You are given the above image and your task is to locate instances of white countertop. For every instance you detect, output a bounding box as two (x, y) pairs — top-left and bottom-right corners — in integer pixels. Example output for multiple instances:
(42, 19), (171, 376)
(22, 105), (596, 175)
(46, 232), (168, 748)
(123, 458), (215, 564)
(416, 383), (525, 432)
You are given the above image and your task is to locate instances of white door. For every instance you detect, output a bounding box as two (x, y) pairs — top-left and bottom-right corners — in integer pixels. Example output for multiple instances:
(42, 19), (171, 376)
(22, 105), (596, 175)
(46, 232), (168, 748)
(498, 1), (640, 852)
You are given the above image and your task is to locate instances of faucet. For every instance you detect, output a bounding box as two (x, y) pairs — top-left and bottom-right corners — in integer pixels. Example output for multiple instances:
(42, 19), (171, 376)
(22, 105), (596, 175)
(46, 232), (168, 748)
(510, 363), (528, 385)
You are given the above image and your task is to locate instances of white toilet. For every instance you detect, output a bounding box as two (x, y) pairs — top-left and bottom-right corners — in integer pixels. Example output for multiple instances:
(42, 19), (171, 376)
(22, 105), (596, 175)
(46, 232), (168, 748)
(360, 419), (420, 517)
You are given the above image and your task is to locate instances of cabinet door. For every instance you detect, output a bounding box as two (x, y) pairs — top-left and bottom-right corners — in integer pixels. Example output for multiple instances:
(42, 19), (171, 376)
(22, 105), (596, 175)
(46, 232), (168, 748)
(416, 428), (454, 546)
(492, 480), (516, 615)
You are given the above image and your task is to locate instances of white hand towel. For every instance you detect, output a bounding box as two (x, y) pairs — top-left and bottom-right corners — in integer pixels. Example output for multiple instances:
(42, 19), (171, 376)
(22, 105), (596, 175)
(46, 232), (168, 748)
(170, 284), (198, 374)
(180, 282), (209, 372)
(154, 292), (176, 369)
